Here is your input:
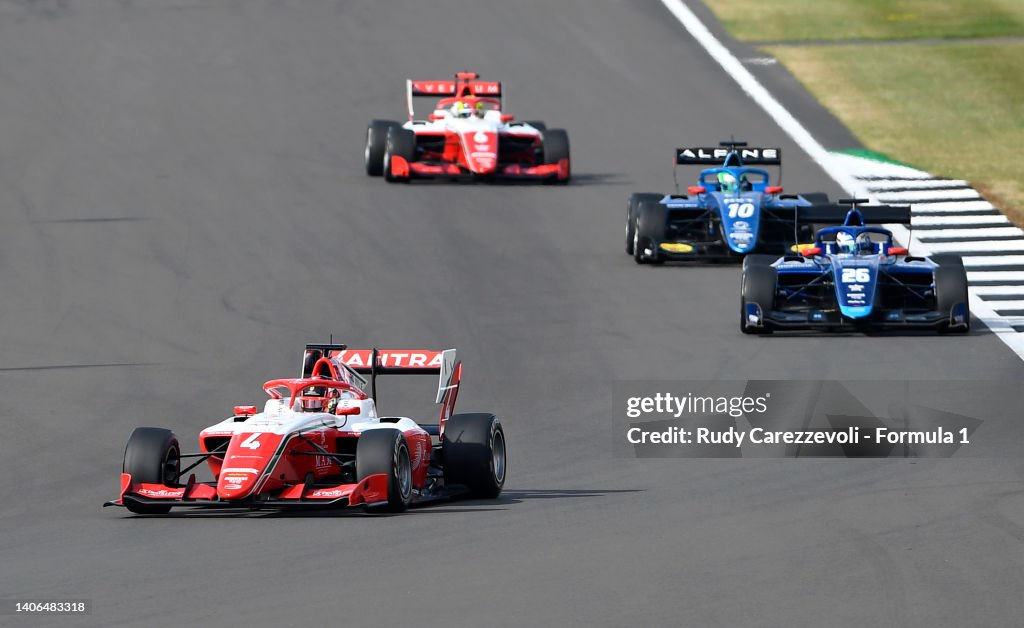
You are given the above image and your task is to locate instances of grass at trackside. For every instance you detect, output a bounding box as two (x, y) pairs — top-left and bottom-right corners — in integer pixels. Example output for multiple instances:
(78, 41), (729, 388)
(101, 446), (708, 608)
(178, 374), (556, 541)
(704, 1), (1024, 224)
(765, 43), (1024, 222)
(710, 0), (1024, 42)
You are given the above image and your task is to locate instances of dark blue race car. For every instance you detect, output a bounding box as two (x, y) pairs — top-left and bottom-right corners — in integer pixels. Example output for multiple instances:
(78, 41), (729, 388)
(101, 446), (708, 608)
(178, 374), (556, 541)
(626, 141), (830, 264)
(740, 201), (970, 334)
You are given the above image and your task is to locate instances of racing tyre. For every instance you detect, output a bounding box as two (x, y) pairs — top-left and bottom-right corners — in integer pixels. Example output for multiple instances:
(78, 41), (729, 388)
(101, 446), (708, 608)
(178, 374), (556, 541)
(365, 119), (399, 176)
(443, 413), (506, 499)
(123, 427), (180, 514)
(540, 129), (570, 184)
(384, 127), (416, 183)
(741, 264), (776, 334)
(357, 429), (413, 512)
(634, 201), (666, 265)
(627, 193), (663, 255)
(742, 254), (778, 272)
(524, 120), (546, 131)
(933, 254), (970, 333)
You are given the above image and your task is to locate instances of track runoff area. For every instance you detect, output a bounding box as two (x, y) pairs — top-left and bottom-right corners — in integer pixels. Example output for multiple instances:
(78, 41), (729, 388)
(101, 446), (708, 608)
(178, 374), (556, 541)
(658, 0), (1024, 361)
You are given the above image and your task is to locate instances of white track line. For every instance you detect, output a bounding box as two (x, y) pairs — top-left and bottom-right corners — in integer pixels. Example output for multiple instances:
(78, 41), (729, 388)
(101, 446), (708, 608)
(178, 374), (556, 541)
(874, 188), (983, 202)
(972, 286), (1024, 296)
(925, 240), (1024, 253)
(962, 255), (1024, 267)
(659, 0), (1024, 360)
(910, 201), (998, 213)
(867, 179), (970, 190)
(913, 215), (1010, 227)
(916, 227), (1024, 239)
(968, 271), (1024, 282)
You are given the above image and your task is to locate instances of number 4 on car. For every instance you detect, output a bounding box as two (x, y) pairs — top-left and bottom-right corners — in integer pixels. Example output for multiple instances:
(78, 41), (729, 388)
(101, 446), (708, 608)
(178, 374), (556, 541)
(104, 344), (506, 515)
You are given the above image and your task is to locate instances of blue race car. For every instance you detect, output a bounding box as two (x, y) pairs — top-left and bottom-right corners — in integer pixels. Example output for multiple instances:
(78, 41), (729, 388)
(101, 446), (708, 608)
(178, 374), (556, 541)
(626, 141), (829, 264)
(741, 201), (970, 334)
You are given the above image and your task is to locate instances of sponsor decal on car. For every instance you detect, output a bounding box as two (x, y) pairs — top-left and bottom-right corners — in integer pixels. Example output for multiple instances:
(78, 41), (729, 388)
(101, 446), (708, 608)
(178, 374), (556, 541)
(660, 243), (695, 253)
(310, 488), (350, 499)
(137, 487), (186, 498)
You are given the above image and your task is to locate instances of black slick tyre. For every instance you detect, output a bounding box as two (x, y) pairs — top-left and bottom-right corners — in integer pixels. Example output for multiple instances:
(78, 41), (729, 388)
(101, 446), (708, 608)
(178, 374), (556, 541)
(540, 129), (570, 184)
(365, 120), (399, 176)
(443, 413), (506, 499)
(741, 264), (776, 334)
(634, 201), (666, 265)
(933, 254), (970, 333)
(742, 254), (779, 272)
(627, 193), (663, 255)
(357, 429), (413, 513)
(123, 427), (180, 514)
(383, 127), (415, 183)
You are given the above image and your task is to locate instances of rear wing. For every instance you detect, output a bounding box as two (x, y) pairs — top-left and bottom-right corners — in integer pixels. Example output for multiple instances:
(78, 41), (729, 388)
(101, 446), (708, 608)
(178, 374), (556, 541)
(405, 71), (503, 120)
(301, 344), (461, 429)
(673, 141), (782, 193)
(789, 201), (912, 249)
(675, 146), (781, 166)
(795, 203), (911, 226)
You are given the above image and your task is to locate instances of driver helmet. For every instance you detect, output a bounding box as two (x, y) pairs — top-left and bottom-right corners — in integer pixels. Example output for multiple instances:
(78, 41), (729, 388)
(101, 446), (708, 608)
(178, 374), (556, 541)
(717, 171), (738, 194)
(299, 396), (324, 412)
(835, 231), (856, 255)
(855, 232), (874, 255)
(474, 101), (487, 118)
(452, 101), (472, 118)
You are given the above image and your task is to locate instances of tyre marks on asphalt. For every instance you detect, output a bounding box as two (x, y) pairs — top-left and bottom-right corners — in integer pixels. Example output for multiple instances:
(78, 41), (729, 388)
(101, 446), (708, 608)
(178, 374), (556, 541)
(833, 152), (1024, 348)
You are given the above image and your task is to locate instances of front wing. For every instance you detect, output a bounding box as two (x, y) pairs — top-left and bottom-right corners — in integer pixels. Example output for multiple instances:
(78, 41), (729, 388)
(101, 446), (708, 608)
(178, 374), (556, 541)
(104, 472), (391, 511)
(646, 205), (804, 261)
(389, 155), (569, 182)
(751, 304), (959, 331)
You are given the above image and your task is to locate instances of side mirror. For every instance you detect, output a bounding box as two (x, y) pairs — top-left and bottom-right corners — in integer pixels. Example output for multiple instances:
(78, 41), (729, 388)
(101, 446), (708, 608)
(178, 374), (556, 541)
(500, 114), (514, 122)
(335, 404), (360, 416)
(234, 405), (257, 416)
(765, 185), (784, 194)
(888, 247), (908, 256)
(428, 113), (444, 121)
(800, 247), (822, 257)
(687, 186), (706, 195)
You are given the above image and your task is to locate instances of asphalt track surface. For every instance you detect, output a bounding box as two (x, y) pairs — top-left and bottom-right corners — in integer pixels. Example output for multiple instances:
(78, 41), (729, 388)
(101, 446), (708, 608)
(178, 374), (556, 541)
(2, 1), (1023, 626)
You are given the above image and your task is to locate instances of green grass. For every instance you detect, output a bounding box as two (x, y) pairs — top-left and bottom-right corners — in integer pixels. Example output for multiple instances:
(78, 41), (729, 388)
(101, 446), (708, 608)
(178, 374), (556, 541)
(703, 1), (1024, 223)
(765, 42), (1024, 222)
(710, 0), (1024, 41)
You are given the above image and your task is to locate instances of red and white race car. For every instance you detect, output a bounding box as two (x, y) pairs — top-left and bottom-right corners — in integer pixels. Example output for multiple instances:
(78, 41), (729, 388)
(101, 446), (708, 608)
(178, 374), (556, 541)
(105, 344), (506, 514)
(364, 71), (570, 183)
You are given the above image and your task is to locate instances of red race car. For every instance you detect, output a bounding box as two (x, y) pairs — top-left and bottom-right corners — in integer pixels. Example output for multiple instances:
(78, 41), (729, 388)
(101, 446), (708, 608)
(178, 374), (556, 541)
(105, 344), (506, 514)
(365, 71), (570, 183)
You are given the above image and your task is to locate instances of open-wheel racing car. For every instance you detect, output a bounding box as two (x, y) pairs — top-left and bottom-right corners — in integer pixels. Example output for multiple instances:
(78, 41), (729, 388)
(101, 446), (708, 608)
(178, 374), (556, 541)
(627, 141), (832, 263)
(105, 344), (506, 514)
(741, 201), (970, 334)
(364, 71), (569, 183)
